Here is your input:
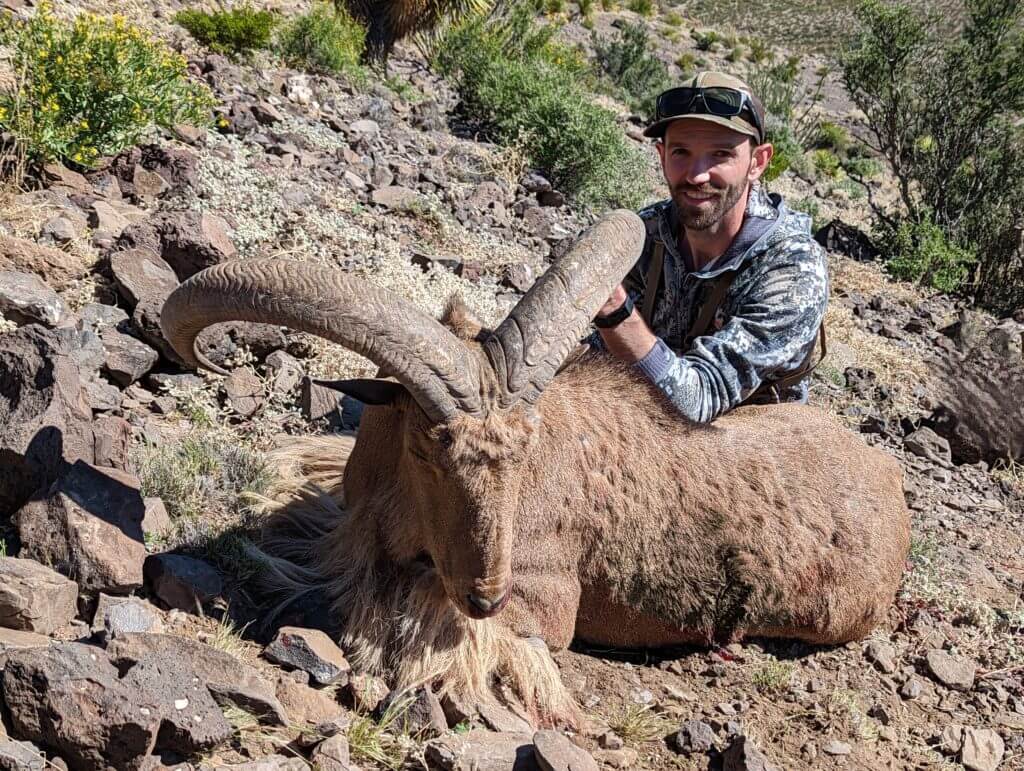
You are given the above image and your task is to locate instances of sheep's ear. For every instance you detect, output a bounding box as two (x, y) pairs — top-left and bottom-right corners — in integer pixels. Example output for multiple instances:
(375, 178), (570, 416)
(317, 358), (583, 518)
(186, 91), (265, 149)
(313, 378), (407, 405)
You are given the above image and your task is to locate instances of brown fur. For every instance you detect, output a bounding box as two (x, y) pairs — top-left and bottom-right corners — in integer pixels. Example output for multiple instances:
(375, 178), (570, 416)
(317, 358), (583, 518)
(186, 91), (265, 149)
(254, 302), (911, 726)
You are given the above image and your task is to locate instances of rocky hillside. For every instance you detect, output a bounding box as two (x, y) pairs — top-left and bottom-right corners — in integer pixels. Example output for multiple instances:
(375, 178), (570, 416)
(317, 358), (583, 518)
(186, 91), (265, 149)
(0, 1), (1021, 770)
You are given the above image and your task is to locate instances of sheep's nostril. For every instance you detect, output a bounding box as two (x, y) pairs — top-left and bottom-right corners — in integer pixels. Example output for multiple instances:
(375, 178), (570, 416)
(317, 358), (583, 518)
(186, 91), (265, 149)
(467, 592), (507, 615)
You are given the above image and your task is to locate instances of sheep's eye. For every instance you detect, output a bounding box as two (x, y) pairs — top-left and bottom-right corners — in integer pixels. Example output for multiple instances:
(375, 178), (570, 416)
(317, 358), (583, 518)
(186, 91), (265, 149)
(438, 429), (454, 449)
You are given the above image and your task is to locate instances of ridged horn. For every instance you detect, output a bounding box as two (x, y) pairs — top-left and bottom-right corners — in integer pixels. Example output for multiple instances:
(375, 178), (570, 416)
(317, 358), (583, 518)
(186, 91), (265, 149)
(159, 258), (482, 422)
(484, 209), (646, 406)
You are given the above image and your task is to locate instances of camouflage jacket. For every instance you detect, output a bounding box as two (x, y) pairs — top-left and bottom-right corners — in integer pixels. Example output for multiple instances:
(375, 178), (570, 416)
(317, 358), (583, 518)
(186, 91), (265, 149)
(594, 184), (829, 423)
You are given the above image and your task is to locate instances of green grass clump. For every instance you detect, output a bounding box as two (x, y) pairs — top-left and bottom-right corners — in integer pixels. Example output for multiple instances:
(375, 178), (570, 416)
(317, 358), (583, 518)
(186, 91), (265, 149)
(0, 3), (215, 168)
(174, 5), (277, 57)
(276, 2), (366, 76)
(752, 660), (794, 693)
(434, 7), (651, 210)
(627, 0), (655, 16)
(675, 51), (696, 73)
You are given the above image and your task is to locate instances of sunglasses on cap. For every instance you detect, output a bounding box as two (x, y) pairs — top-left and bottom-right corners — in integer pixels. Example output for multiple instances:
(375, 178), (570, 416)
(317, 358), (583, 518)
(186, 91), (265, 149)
(654, 86), (764, 144)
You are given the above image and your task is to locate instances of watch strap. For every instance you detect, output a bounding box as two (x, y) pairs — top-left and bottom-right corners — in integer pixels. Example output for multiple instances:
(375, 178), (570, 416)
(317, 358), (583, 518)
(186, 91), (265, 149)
(594, 293), (635, 329)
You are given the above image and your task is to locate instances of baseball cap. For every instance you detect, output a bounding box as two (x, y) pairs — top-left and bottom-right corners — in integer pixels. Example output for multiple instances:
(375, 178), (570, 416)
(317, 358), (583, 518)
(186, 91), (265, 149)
(643, 71), (766, 143)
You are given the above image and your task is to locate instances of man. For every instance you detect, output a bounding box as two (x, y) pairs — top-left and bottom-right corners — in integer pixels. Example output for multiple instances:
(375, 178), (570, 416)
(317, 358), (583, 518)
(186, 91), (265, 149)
(592, 71), (829, 423)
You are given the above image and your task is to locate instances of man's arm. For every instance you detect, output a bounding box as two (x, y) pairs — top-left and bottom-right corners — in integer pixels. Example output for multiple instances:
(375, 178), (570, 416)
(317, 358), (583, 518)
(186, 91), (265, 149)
(599, 240), (829, 423)
(594, 284), (658, 363)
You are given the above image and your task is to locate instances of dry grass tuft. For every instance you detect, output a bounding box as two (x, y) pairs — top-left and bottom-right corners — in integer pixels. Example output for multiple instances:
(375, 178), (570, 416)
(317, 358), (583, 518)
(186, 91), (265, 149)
(204, 614), (253, 661)
(819, 302), (929, 416)
(608, 702), (668, 744)
(347, 689), (420, 769)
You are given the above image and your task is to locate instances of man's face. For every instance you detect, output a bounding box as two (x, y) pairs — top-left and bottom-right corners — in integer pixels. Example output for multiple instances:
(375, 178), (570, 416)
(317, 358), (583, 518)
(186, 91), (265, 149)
(656, 119), (772, 231)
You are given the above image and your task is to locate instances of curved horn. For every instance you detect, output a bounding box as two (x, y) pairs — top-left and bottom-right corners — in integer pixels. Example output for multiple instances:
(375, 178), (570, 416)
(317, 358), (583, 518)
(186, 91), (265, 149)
(484, 209), (646, 406)
(160, 258), (482, 422)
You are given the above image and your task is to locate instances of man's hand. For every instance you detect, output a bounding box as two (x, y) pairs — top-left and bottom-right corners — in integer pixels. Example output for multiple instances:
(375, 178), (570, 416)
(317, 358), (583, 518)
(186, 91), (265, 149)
(597, 283), (630, 318)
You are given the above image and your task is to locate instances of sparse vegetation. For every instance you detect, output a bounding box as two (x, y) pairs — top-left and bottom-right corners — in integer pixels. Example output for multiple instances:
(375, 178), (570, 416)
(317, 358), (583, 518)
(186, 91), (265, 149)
(276, 2), (367, 76)
(138, 421), (270, 522)
(880, 217), (976, 293)
(174, 5), (278, 57)
(674, 51), (696, 72)
(752, 659), (794, 693)
(347, 689), (419, 769)
(206, 613), (253, 659)
(608, 702), (667, 743)
(0, 3), (215, 169)
(433, 4), (652, 209)
(691, 28), (720, 51)
(592, 20), (671, 119)
(626, 0), (655, 16)
(748, 58), (829, 183)
(842, 0), (1024, 308)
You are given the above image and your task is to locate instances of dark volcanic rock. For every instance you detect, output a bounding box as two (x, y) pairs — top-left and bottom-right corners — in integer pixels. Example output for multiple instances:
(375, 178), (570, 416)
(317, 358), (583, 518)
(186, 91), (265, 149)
(15, 462), (146, 596)
(0, 325), (94, 518)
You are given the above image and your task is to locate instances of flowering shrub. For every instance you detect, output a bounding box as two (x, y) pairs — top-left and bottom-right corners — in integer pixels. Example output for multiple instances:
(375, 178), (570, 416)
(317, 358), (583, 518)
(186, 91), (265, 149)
(0, 4), (216, 168)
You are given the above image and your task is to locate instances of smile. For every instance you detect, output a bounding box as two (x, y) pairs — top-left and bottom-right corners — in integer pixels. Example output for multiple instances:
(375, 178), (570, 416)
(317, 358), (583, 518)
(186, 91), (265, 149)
(681, 191), (717, 204)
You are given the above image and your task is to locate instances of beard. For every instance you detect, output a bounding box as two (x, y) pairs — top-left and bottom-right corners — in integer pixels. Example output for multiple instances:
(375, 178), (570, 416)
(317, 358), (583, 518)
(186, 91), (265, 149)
(671, 174), (749, 231)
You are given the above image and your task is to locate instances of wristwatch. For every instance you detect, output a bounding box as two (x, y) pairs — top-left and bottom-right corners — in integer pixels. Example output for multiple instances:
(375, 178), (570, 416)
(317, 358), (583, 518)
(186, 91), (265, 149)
(593, 294), (635, 329)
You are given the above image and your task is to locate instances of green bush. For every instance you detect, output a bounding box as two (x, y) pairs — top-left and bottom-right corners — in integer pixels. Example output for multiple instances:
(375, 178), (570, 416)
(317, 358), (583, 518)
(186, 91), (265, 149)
(277, 2), (366, 76)
(725, 44), (743, 62)
(434, 6), (651, 209)
(592, 21), (671, 119)
(812, 148), (842, 178)
(662, 11), (683, 26)
(880, 217), (976, 293)
(577, 0), (595, 16)
(842, 0), (1024, 311)
(815, 120), (849, 152)
(0, 4), (215, 168)
(174, 5), (277, 57)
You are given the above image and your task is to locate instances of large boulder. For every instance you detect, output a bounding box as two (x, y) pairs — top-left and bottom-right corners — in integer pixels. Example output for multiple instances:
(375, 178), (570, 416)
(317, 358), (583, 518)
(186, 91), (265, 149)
(426, 731), (539, 771)
(107, 633), (289, 726)
(0, 271), (68, 327)
(0, 557), (78, 635)
(0, 235), (86, 290)
(15, 462), (146, 596)
(924, 346), (1024, 463)
(154, 210), (237, 281)
(2, 642), (232, 771)
(109, 248), (179, 310)
(0, 325), (94, 518)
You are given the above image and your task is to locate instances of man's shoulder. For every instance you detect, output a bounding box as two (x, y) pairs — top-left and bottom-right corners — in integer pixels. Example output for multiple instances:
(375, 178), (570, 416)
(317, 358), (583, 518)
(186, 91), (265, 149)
(756, 210), (828, 273)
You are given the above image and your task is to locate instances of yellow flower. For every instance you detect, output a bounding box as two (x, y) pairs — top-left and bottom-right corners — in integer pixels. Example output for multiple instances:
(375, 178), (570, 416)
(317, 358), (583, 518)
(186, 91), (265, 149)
(79, 119), (88, 129)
